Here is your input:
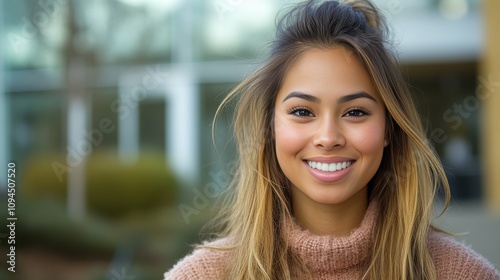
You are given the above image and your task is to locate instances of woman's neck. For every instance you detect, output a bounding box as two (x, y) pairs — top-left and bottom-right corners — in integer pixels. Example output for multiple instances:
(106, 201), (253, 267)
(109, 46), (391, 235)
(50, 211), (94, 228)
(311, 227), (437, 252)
(292, 188), (368, 236)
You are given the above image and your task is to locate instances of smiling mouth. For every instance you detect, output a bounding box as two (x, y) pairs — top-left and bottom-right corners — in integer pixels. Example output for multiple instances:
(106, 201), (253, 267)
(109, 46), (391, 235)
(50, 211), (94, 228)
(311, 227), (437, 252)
(306, 160), (354, 172)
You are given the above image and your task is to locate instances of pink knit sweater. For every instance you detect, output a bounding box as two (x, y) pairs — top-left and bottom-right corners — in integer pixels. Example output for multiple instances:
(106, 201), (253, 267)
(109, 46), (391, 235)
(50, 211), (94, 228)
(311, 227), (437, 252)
(165, 202), (500, 279)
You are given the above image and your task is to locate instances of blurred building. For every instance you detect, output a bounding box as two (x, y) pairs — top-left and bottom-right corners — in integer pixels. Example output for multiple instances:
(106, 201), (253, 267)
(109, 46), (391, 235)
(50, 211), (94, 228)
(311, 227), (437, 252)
(0, 0), (499, 214)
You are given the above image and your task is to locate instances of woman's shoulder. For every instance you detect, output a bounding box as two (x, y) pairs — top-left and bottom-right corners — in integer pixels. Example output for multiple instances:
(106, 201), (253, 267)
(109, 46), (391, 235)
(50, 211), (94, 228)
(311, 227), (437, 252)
(427, 231), (500, 280)
(164, 238), (231, 280)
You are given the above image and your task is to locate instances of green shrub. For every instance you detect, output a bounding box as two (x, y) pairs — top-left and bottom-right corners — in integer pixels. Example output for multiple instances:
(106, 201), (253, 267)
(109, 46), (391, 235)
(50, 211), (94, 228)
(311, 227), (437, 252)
(21, 153), (67, 198)
(21, 151), (179, 218)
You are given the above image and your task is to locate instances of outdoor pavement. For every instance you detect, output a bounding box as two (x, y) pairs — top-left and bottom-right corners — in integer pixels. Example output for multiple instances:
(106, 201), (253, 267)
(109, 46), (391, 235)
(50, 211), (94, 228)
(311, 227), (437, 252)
(434, 200), (500, 270)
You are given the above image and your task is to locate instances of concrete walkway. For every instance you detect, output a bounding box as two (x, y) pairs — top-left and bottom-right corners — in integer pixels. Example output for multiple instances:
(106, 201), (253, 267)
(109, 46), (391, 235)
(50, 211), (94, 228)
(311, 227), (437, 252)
(434, 201), (500, 270)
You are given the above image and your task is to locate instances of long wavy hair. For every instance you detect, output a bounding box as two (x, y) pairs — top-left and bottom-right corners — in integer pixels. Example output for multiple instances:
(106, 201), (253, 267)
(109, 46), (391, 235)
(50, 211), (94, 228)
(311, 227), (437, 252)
(210, 0), (451, 279)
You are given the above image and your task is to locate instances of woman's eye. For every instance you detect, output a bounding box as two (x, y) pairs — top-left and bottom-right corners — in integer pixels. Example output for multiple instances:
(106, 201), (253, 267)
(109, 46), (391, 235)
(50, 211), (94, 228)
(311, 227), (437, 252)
(344, 109), (369, 117)
(289, 108), (314, 118)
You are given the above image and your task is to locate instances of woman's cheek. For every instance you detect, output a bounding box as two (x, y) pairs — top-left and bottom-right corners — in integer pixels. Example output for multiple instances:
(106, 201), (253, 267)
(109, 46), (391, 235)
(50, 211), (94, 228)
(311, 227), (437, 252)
(275, 119), (309, 156)
(347, 122), (385, 152)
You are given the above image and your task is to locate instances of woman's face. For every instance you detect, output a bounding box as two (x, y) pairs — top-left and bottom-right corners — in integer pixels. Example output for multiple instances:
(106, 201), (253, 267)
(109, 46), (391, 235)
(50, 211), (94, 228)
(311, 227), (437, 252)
(274, 47), (387, 208)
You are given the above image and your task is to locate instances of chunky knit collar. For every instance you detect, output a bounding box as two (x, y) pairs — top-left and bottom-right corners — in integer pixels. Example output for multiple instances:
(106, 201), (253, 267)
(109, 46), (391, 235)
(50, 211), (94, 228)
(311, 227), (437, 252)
(284, 200), (378, 274)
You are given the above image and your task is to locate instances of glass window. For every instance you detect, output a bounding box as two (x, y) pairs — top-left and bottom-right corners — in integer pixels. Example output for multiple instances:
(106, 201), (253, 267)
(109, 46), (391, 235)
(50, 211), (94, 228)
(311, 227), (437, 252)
(139, 99), (165, 152)
(196, 0), (292, 61)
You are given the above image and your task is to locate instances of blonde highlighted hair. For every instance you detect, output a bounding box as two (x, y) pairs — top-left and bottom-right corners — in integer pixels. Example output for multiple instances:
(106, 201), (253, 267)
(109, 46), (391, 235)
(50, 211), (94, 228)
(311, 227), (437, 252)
(210, 0), (451, 279)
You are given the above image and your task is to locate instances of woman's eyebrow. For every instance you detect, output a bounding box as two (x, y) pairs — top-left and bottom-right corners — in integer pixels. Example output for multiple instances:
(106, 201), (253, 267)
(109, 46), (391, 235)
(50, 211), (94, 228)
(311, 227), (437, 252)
(282, 91), (321, 103)
(338, 91), (376, 103)
(282, 91), (376, 104)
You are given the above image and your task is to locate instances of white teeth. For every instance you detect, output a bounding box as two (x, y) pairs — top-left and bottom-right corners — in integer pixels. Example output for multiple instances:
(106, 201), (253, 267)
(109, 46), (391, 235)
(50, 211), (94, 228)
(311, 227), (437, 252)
(321, 163), (329, 171)
(307, 160), (353, 172)
(328, 163), (335, 172)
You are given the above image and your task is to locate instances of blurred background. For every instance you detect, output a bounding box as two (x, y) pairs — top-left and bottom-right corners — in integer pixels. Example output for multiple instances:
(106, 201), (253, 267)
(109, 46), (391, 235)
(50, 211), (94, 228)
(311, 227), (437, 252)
(0, 0), (499, 279)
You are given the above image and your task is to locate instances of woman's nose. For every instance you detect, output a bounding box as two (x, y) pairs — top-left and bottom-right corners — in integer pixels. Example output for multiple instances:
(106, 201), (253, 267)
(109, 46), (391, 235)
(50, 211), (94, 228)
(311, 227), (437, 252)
(312, 118), (346, 150)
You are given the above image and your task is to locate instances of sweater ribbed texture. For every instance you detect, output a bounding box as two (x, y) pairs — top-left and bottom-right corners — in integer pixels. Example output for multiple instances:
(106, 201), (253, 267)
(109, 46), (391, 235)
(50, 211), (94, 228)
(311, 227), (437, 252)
(164, 201), (500, 279)
(284, 201), (377, 279)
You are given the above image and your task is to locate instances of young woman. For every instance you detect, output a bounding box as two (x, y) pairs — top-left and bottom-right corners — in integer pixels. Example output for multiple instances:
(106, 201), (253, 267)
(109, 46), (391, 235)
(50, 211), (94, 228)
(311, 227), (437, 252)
(165, 0), (500, 279)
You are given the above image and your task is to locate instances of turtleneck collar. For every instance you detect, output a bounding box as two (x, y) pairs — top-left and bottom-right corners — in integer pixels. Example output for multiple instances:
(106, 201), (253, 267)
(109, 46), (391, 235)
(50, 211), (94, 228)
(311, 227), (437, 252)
(284, 200), (378, 274)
